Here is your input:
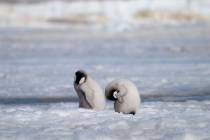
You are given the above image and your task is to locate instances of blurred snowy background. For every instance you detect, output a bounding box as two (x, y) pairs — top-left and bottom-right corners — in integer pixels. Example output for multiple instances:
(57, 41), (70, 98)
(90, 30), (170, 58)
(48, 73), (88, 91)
(0, 0), (210, 140)
(0, 0), (210, 28)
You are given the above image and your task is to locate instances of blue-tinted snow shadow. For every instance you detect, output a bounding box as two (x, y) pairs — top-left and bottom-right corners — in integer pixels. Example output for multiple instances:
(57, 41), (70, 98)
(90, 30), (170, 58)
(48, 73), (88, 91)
(142, 87), (210, 102)
(142, 95), (210, 102)
(0, 94), (210, 105)
(0, 96), (78, 105)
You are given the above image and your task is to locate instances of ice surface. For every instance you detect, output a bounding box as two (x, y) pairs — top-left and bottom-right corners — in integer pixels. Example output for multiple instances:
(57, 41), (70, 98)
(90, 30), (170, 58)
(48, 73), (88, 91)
(0, 101), (209, 140)
(0, 24), (210, 139)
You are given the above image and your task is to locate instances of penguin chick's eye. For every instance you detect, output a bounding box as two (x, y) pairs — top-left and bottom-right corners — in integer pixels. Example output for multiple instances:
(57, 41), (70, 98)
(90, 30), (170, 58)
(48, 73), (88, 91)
(79, 77), (86, 84)
(113, 91), (118, 99)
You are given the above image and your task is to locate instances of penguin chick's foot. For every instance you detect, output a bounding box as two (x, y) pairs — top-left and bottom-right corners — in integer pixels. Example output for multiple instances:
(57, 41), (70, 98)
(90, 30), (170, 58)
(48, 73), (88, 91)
(129, 111), (136, 115)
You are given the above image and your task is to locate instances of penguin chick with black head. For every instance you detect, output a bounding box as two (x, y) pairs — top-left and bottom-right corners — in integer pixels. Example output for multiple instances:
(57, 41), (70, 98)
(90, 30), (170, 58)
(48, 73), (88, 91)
(105, 79), (140, 115)
(74, 70), (106, 110)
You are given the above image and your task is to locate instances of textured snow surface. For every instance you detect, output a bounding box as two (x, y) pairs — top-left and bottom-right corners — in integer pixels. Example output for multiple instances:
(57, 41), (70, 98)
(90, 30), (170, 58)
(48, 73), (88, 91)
(0, 101), (210, 140)
(0, 24), (210, 139)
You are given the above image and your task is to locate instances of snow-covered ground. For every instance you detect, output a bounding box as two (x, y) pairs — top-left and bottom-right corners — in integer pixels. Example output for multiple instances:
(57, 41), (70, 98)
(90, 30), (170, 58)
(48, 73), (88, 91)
(0, 101), (210, 140)
(0, 23), (210, 139)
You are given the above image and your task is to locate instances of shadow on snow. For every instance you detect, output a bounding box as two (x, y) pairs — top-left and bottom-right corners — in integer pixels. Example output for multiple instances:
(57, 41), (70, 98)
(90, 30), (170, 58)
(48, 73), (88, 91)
(0, 96), (78, 105)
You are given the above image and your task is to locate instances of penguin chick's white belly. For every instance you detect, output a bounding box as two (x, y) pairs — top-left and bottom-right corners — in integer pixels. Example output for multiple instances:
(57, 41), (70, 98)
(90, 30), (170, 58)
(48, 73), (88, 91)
(80, 77), (106, 110)
(106, 79), (141, 114)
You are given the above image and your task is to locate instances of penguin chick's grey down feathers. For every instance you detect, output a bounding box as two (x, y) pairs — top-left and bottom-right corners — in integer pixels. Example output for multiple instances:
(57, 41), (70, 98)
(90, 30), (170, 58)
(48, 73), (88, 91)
(105, 79), (140, 115)
(74, 70), (106, 110)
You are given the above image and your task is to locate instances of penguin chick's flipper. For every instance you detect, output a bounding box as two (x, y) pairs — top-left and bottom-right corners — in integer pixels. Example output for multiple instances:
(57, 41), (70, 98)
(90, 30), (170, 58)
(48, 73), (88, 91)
(79, 94), (92, 109)
(81, 84), (95, 108)
(117, 96), (124, 103)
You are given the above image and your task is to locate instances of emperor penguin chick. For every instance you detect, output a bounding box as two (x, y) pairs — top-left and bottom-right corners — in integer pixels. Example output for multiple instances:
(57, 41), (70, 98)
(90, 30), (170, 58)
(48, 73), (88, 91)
(105, 79), (140, 115)
(74, 70), (106, 110)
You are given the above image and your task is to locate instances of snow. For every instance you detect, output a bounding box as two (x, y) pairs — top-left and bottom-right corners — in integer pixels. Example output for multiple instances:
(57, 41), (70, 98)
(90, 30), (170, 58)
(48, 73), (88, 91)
(0, 23), (210, 139)
(0, 0), (210, 27)
(0, 101), (210, 140)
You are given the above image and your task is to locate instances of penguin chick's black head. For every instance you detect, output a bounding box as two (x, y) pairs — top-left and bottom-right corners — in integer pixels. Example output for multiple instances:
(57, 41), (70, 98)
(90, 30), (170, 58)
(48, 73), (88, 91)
(106, 88), (119, 101)
(74, 70), (87, 85)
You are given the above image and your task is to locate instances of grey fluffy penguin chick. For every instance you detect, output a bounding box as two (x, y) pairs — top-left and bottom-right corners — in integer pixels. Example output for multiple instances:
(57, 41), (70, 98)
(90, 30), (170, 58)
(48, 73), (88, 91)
(105, 79), (140, 115)
(74, 70), (106, 110)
